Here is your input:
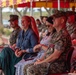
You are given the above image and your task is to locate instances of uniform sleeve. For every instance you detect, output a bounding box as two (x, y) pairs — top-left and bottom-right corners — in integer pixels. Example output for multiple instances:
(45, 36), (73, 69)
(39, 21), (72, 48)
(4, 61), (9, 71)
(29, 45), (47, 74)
(54, 37), (67, 52)
(26, 33), (38, 53)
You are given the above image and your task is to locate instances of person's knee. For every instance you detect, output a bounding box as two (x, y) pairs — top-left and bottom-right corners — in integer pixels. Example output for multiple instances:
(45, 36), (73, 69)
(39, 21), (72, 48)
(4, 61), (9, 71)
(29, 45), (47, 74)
(24, 65), (31, 75)
(27, 66), (34, 75)
(0, 47), (12, 60)
(2, 47), (11, 52)
(2, 47), (13, 55)
(27, 67), (31, 75)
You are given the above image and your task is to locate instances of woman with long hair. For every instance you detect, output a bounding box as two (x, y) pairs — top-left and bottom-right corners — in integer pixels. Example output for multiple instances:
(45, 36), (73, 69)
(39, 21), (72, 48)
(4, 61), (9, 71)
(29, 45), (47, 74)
(0, 15), (39, 75)
(15, 16), (56, 75)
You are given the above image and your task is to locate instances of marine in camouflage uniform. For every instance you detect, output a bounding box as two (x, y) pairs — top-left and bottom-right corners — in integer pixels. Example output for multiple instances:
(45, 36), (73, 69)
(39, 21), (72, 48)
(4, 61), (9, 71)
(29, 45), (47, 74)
(36, 19), (43, 32)
(9, 27), (21, 46)
(8, 14), (21, 46)
(36, 18), (47, 33)
(66, 22), (76, 40)
(36, 19), (47, 40)
(39, 23), (47, 41)
(23, 28), (72, 75)
(66, 11), (76, 40)
(39, 16), (48, 40)
(66, 22), (76, 35)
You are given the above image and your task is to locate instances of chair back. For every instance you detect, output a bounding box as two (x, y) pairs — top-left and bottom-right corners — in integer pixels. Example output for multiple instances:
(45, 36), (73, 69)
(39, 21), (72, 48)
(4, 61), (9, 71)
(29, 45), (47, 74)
(66, 47), (74, 72)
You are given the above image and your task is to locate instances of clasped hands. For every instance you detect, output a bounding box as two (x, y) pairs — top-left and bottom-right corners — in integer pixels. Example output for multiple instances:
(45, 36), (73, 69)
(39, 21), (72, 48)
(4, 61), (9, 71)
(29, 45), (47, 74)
(10, 44), (26, 57)
(15, 48), (26, 57)
(33, 44), (44, 65)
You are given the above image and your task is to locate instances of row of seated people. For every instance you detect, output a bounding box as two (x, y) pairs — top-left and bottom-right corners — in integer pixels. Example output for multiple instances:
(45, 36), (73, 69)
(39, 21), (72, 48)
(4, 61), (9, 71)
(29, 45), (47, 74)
(16, 10), (76, 75)
(0, 11), (76, 75)
(0, 15), (39, 75)
(36, 11), (76, 41)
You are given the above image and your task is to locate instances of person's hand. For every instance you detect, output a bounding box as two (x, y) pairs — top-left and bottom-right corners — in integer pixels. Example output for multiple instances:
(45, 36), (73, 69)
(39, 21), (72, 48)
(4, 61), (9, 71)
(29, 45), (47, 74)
(12, 44), (16, 48)
(18, 50), (26, 54)
(15, 49), (26, 57)
(68, 73), (76, 75)
(16, 50), (23, 57)
(15, 49), (22, 57)
(72, 39), (76, 46)
(33, 44), (41, 52)
(15, 48), (20, 57)
(34, 59), (43, 65)
(37, 58), (44, 61)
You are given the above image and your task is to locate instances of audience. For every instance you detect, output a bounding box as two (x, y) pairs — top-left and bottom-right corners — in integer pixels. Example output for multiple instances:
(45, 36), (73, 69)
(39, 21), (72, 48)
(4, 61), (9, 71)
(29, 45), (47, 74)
(15, 16), (56, 75)
(23, 11), (72, 75)
(1, 10), (76, 75)
(66, 11), (76, 40)
(39, 16), (48, 40)
(9, 15), (21, 46)
(36, 19), (42, 32)
(0, 15), (39, 75)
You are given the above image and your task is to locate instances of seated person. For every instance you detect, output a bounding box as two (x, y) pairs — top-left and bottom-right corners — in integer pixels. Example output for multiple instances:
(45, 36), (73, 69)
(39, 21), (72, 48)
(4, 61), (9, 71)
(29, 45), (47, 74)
(9, 15), (21, 46)
(36, 19), (42, 32)
(66, 11), (76, 40)
(70, 39), (76, 73)
(0, 15), (39, 75)
(0, 15), (21, 47)
(0, 15), (21, 75)
(39, 16), (48, 40)
(15, 16), (56, 75)
(23, 11), (72, 75)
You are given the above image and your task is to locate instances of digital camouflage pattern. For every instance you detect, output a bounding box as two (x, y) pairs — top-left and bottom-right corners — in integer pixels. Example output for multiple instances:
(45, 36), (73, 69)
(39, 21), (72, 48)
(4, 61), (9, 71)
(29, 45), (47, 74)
(23, 63), (50, 75)
(23, 28), (72, 75)
(37, 24), (43, 32)
(66, 22), (76, 39)
(39, 24), (47, 40)
(9, 27), (21, 46)
(66, 22), (76, 35)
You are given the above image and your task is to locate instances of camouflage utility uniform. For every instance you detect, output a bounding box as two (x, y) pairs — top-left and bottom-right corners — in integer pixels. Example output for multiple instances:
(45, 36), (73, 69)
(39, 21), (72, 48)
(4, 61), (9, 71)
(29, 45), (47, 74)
(23, 28), (72, 75)
(37, 24), (43, 32)
(9, 27), (21, 46)
(66, 22), (76, 39)
(39, 23), (47, 40)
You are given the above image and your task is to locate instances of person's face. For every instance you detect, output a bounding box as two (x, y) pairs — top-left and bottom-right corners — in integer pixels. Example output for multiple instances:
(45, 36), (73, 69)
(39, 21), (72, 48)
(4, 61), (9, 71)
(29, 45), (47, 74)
(42, 17), (47, 24)
(36, 20), (40, 25)
(53, 17), (63, 28)
(10, 20), (18, 28)
(67, 15), (75, 23)
(46, 21), (53, 32)
(21, 17), (30, 29)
